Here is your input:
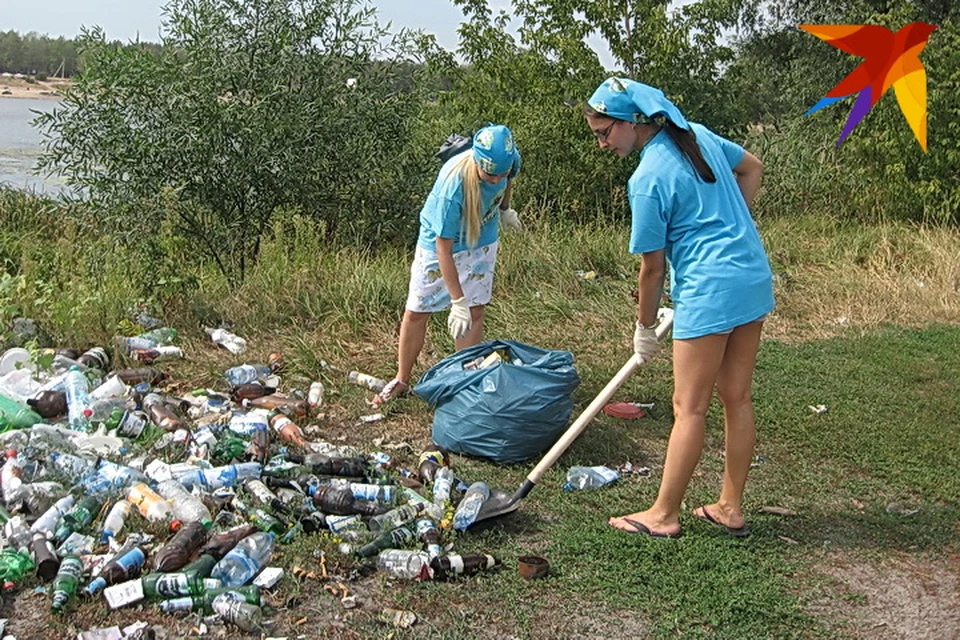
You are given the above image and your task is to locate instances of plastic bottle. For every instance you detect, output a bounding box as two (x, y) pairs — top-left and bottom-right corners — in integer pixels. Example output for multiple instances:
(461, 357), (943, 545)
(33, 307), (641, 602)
(101, 501), (132, 543)
(452, 481), (490, 531)
(346, 370), (388, 392)
(432, 466), (454, 506)
(23, 480), (64, 515)
(243, 479), (286, 513)
(30, 494), (74, 537)
(429, 553), (500, 580)
(83, 546), (146, 596)
(63, 366), (93, 432)
(562, 465), (620, 491)
(244, 395), (308, 418)
(49, 451), (97, 482)
(142, 569), (221, 600)
(205, 327), (247, 354)
(288, 452), (368, 477)
(26, 389), (67, 419)
(268, 413), (309, 447)
(369, 502), (424, 532)
(3, 515), (32, 552)
(51, 555), (84, 611)
(142, 393), (184, 432)
(377, 549), (430, 580)
(210, 531), (275, 588)
(127, 483), (173, 521)
(415, 518), (442, 560)
(224, 364), (270, 387)
(131, 345), (184, 363)
(355, 525), (416, 559)
(311, 485), (383, 516)
(31, 531), (61, 580)
(156, 479), (212, 524)
(307, 381), (324, 408)
(200, 523), (256, 559)
(158, 584), (261, 613)
(115, 327), (177, 353)
(1, 449), (25, 507)
(153, 521), (210, 572)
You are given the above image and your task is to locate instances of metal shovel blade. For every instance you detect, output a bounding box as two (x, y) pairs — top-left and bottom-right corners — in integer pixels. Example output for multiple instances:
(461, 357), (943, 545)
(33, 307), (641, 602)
(469, 309), (674, 527)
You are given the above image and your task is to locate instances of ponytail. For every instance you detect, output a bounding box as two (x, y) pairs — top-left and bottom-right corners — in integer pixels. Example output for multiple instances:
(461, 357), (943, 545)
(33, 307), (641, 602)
(664, 122), (716, 183)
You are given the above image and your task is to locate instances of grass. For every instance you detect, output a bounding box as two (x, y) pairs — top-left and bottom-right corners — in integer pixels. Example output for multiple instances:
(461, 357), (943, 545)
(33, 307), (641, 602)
(0, 190), (958, 638)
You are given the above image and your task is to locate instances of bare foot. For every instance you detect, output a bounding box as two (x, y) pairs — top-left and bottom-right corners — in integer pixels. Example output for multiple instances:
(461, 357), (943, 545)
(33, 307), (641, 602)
(608, 510), (681, 537)
(692, 503), (746, 530)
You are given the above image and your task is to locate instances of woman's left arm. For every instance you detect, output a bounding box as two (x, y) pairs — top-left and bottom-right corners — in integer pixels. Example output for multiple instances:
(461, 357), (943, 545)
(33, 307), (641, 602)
(499, 180), (514, 210)
(733, 151), (763, 208)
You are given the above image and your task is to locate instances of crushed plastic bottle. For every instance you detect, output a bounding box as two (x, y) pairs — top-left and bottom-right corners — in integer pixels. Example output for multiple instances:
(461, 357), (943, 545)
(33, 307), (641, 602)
(562, 465), (620, 491)
(210, 531), (275, 588)
(452, 481), (490, 531)
(63, 367), (94, 432)
(347, 370), (388, 392)
(205, 327), (247, 355)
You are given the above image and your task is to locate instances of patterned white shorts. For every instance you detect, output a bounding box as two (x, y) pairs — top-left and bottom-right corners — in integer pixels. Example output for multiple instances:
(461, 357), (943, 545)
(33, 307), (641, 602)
(405, 242), (499, 313)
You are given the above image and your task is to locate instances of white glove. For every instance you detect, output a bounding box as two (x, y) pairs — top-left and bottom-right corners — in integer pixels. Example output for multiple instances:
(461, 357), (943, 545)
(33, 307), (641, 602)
(500, 208), (523, 232)
(633, 321), (659, 363)
(447, 297), (472, 340)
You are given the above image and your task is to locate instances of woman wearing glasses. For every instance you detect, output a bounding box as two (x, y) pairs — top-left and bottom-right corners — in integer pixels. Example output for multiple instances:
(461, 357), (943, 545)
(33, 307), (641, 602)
(585, 78), (773, 538)
(371, 124), (522, 406)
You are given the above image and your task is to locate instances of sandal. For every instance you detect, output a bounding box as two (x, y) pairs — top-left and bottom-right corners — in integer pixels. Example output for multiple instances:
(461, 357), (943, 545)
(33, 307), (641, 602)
(371, 378), (410, 407)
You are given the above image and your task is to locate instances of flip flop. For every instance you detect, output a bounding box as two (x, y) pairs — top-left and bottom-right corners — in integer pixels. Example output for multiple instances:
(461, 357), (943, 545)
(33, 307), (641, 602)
(612, 517), (682, 539)
(693, 506), (751, 538)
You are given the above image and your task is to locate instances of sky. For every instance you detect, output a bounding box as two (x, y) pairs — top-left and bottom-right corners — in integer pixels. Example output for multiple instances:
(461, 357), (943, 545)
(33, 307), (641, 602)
(1, 0), (617, 67)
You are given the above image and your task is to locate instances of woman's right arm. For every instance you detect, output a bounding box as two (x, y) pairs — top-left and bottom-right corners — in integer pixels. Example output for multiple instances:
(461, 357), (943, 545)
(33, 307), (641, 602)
(733, 151), (763, 208)
(436, 237), (464, 300)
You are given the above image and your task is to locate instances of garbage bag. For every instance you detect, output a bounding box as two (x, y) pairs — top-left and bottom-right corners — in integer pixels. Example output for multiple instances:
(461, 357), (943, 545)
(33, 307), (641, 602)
(414, 340), (580, 464)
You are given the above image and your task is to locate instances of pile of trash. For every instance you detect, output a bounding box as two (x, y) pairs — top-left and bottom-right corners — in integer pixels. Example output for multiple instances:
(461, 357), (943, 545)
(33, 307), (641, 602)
(0, 322), (502, 637)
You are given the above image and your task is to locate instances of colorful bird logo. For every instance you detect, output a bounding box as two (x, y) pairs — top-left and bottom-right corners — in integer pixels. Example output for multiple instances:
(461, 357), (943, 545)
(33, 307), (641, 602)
(799, 22), (938, 151)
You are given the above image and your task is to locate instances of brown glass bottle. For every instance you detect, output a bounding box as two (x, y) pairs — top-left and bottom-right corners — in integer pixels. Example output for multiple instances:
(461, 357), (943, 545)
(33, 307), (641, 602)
(114, 368), (168, 385)
(27, 390), (68, 419)
(428, 553), (500, 580)
(311, 486), (384, 516)
(230, 383), (276, 402)
(200, 524), (259, 560)
(288, 453), (367, 478)
(31, 532), (61, 580)
(154, 521), (209, 572)
(142, 393), (184, 432)
(243, 395), (308, 418)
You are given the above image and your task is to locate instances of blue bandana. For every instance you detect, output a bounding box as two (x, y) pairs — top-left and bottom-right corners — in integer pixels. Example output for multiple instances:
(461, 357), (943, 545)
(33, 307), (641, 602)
(472, 124), (519, 175)
(587, 77), (690, 130)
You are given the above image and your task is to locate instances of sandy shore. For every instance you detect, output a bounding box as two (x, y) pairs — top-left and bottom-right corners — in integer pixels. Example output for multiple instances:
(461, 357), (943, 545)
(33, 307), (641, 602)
(0, 77), (72, 100)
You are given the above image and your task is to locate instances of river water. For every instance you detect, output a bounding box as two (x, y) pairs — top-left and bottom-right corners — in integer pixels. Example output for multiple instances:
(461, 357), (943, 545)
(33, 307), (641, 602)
(0, 98), (68, 195)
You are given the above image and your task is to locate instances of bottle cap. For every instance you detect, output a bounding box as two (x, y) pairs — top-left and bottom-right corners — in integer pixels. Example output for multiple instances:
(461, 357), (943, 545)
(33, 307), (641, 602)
(170, 519), (183, 532)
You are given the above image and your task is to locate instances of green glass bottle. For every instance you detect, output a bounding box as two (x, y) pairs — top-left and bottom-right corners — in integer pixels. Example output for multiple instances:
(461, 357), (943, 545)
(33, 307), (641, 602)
(55, 495), (102, 543)
(142, 570), (221, 600)
(181, 553), (218, 578)
(355, 525), (416, 559)
(157, 585), (261, 614)
(51, 555), (84, 611)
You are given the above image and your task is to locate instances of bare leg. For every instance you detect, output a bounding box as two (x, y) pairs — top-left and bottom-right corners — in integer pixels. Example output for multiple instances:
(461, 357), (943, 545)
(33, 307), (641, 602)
(455, 304), (486, 351)
(693, 321), (763, 529)
(609, 333), (728, 535)
(394, 310), (431, 384)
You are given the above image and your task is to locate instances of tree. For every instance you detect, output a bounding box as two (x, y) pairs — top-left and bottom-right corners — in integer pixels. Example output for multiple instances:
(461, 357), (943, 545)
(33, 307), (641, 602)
(36, 0), (447, 285)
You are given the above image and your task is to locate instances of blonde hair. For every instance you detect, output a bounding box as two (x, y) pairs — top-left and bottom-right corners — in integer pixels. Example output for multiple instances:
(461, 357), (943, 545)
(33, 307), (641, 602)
(448, 152), (482, 247)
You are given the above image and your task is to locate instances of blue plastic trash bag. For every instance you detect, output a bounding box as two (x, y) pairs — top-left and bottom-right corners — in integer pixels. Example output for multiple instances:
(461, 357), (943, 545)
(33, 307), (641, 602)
(414, 340), (580, 464)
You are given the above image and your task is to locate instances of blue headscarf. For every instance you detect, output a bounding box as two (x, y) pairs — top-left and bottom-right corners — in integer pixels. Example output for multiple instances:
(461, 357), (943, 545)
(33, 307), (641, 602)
(587, 77), (690, 130)
(472, 124), (520, 175)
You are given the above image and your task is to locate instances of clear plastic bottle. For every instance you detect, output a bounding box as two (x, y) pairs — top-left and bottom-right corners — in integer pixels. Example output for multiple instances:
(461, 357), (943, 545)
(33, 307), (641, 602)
(63, 367), (93, 432)
(210, 531), (275, 588)
(432, 466), (454, 506)
(369, 502), (424, 532)
(30, 494), (74, 537)
(307, 381), (324, 408)
(205, 327), (247, 355)
(346, 370), (388, 392)
(49, 451), (97, 481)
(1, 449), (25, 507)
(156, 479), (212, 524)
(101, 501), (132, 543)
(377, 549), (430, 580)
(224, 364), (270, 387)
(116, 327), (177, 353)
(452, 481), (490, 531)
(562, 465), (620, 491)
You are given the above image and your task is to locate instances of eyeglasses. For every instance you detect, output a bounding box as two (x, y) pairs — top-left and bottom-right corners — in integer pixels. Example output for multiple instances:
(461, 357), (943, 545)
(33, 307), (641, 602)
(593, 120), (617, 141)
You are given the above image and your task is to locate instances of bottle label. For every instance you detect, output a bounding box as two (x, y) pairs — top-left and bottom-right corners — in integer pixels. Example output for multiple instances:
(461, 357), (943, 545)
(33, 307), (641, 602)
(159, 596), (193, 613)
(117, 412), (147, 438)
(448, 555), (465, 574)
(326, 514), (364, 533)
(154, 573), (190, 597)
(114, 547), (146, 572)
(349, 483), (393, 503)
(247, 481), (276, 504)
(104, 578), (145, 609)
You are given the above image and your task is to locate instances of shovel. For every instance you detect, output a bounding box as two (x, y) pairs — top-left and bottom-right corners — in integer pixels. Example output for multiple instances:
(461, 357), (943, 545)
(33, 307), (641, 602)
(471, 308), (674, 526)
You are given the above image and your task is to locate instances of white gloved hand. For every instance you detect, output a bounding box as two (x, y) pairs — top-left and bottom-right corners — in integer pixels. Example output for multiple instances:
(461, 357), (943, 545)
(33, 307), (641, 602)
(447, 297), (473, 340)
(500, 208), (523, 232)
(633, 321), (659, 363)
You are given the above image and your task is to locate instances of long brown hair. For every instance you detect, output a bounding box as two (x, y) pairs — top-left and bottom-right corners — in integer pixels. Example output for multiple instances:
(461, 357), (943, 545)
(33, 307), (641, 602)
(584, 106), (716, 183)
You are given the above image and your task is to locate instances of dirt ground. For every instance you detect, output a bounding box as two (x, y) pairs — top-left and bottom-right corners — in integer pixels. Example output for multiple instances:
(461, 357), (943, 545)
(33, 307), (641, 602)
(0, 76), (71, 100)
(810, 551), (960, 639)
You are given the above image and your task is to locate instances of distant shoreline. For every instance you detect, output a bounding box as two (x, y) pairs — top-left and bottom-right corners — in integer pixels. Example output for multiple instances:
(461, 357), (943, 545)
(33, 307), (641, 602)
(0, 77), (71, 101)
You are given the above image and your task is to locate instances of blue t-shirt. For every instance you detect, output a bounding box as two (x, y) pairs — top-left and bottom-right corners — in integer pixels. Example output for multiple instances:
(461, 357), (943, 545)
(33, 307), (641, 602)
(628, 123), (774, 339)
(417, 150), (517, 253)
